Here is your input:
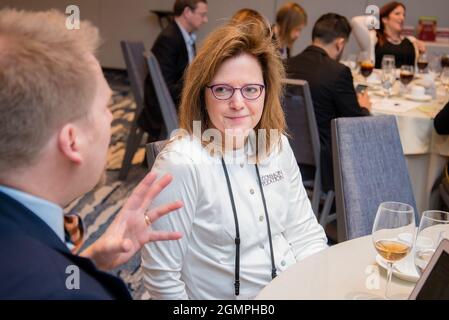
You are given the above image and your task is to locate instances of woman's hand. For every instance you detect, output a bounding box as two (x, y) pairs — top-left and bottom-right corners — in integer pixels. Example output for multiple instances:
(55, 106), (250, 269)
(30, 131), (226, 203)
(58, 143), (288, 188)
(416, 40), (426, 54)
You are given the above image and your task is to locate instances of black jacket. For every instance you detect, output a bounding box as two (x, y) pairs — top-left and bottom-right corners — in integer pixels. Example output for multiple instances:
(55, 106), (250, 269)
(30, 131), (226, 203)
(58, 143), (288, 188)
(138, 21), (188, 139)
(286, 45), (370, 191)
(434, 102), (449, 135)
(0, 191), (132, 300)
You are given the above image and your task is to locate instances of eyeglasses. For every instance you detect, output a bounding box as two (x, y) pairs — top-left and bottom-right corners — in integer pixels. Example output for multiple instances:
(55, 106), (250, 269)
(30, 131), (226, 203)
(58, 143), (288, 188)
(206, 84), (265, 101)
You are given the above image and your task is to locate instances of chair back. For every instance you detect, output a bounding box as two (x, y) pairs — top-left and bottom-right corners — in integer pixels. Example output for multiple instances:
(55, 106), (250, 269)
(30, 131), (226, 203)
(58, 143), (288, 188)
(146, 52), (179, 137)
(146, 140), (169, 169)
(332, 115), (418, 241)
(282, 79), (320, 167)
(120, 41), (147, 115)
(282, 79), (323, 215)
(118, 41), (147, 180)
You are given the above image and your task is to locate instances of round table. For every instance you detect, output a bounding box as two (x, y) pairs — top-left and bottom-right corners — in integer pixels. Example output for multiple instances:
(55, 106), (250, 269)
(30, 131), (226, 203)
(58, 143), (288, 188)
(349, 69), (449, 213)
(256, 236), (417, 300)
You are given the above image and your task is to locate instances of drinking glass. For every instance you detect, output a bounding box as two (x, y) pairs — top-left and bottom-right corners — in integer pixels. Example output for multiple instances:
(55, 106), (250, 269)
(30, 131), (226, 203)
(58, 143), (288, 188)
(399, 65), (414, 94)
(372, 202), (415, 299)
(417, 53), (429, 73)
(414, 210), (449, 275)
(381, 55), (396, 98)
(381, 55), (396, 70)
(359, 51), (375, 83)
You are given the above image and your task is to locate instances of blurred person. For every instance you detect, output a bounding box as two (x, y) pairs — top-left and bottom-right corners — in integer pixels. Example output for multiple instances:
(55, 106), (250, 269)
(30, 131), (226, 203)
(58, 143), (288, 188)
(141, 22), (328, 300)
(272, 2), (307, 59)
(138, 0), (208, 141)
(351, 1), (425, 69)
(230, 8), (272, 38)
(286, 13), (371, 192)
(0, 9), (183, 300)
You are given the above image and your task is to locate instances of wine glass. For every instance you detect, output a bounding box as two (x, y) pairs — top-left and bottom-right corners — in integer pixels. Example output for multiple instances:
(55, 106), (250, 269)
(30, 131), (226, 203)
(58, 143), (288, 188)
(372, 202), (415, 299)
(414, 210), (449, 276)
(381, 55), (396, 70)
(359, 51), (375, 83)
(417, 53), (429, 74)
(399, 65), (414, 95)
(381, 55), (396, 98)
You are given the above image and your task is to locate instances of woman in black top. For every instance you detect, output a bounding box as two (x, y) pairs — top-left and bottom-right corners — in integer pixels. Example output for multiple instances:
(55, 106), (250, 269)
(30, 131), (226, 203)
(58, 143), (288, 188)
(351, 2), (425, 68)
(374, 2), (425, 68)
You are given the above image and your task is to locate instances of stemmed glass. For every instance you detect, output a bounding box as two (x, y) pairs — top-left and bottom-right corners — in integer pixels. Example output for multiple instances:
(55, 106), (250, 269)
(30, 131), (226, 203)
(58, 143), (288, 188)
(359, 51), (375, 84)
(381, 55), (396, 98)
(372, 202), (415, 299)
(414, 210), (449, 275)
(417, 53), (429, 74)
(399, 65), (414, 95)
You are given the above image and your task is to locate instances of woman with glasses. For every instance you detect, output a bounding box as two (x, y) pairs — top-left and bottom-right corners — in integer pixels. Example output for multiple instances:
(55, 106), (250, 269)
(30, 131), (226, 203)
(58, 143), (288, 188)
(141, 22), (328, 300)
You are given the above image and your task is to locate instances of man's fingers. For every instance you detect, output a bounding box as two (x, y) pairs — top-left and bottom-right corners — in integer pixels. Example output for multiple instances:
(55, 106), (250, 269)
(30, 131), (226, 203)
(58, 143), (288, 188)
(133, 172), (158, 199)
(147, 200), (184, 223)
(146, 231), (183, 243)
(139, 173), (174, 210)
(125, 172), (158, 210)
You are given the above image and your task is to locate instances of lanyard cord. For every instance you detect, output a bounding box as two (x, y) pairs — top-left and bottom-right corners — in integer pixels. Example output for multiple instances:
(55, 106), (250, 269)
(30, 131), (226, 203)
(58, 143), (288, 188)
(221, 158), (277, 297)
(255, 164), (278, 280)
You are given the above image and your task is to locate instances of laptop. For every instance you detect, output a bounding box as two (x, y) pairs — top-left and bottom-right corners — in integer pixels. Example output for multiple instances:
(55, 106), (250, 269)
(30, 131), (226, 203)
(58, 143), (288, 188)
(409, 238), (449, 300)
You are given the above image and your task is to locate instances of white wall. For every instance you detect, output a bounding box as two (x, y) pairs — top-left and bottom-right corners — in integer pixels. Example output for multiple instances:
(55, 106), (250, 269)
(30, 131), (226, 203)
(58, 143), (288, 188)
(1, 0), (448, 68)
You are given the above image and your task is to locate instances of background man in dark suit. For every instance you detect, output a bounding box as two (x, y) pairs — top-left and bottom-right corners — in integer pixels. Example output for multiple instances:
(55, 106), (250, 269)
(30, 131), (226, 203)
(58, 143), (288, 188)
(0, 9), (183, 300)
(286, 13), (372, 192)
(138, 0), (208, 140)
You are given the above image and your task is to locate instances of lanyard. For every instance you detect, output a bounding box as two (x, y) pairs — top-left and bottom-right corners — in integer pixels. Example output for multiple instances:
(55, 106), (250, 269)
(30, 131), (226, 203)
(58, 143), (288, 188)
(220, 157), (277, 296)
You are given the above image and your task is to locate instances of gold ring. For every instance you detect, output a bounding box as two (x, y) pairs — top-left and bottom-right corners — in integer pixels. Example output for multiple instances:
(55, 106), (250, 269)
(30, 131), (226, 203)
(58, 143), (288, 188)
(144, 212), (152, 226)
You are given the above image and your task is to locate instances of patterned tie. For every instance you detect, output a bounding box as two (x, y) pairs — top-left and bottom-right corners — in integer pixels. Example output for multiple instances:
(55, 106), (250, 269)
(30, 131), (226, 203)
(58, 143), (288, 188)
(64, 214), (85, 254)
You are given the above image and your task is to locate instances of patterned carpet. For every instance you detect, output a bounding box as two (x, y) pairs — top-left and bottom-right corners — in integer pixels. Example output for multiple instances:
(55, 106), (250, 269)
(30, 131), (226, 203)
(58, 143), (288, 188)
(64, 77), (151, 300)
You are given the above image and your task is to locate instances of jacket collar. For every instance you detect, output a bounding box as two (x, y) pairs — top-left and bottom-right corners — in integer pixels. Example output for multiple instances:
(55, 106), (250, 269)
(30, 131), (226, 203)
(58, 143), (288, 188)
(0, 191), (71, 255)
(304, 45), (330, 58)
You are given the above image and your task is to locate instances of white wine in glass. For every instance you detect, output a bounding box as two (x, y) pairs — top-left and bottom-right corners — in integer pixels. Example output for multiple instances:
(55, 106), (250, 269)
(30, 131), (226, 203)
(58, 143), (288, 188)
(372, 201), (415, 299)
(414, 210), (449, 275)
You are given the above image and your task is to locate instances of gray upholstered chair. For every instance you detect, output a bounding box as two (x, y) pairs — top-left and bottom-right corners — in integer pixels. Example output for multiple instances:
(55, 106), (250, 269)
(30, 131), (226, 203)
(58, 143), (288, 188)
(331, 115), (419, 242)
(146, 140), (169, 170)
(282, 79), (336, 227)
(145, 52), (179, 137)
(119, 41), (147, 180)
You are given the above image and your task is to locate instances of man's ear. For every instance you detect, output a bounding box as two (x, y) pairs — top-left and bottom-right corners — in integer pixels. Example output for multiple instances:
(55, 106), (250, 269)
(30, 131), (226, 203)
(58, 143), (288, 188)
(336, 38), (346, 52)
(183, 6), (192, 18)
(58, 124), (83, 165)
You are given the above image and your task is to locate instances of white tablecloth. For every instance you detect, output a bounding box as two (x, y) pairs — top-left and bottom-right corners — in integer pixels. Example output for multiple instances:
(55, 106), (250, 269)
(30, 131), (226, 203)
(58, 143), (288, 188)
(369, 92), (449, 214)
(256, 235), (416, 300)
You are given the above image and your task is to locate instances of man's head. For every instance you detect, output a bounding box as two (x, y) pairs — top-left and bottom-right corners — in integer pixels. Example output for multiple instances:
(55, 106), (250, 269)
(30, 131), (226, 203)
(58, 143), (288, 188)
(0, 9), (113, 205)
(174, 0), (208, 33)
(311, 13), (352, 61)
